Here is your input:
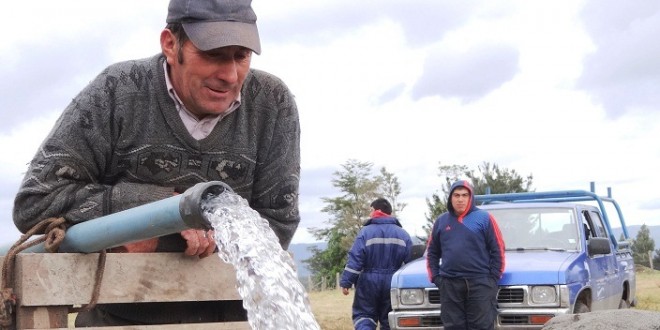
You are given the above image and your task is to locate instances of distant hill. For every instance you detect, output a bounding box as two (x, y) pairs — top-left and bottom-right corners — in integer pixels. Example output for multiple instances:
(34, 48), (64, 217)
(289, 242), (327, 278)
(289, 237), (426, 279)
(611, 224), (660, 253)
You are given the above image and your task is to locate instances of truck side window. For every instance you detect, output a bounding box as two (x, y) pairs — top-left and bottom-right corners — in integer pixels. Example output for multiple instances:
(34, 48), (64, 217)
(581, 211), (596, 240)
(589, 211), (608, 238)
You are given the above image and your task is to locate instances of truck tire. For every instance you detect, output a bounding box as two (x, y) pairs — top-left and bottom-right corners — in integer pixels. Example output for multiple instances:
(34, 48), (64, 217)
(574, 301), (590, 313)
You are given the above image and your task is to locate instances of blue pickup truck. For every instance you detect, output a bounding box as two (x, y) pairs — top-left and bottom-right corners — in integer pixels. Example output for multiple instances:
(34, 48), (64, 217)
(388, 187), (636, 329)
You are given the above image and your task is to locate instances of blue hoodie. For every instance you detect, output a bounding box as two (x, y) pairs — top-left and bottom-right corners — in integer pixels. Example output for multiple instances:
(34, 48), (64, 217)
(426, 180), (505, 281)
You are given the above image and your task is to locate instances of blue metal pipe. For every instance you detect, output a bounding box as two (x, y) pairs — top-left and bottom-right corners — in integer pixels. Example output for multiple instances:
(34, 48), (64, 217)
(0, 181), (232, 255)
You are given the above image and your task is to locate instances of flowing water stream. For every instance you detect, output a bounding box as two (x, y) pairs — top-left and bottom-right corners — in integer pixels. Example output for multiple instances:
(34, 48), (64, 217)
(202, 192), (320, 330)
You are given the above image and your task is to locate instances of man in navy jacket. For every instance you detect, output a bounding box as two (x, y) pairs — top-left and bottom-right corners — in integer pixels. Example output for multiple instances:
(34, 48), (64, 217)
(341, 198), (413, 330)
(426, 180), (506, 330)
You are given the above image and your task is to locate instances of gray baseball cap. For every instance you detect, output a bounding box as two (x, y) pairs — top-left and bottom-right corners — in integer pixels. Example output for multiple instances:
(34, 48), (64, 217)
(166, 0), (261, 54)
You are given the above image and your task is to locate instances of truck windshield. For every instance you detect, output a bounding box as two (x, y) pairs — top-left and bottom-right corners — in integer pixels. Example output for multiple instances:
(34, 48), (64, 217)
(488, 207), (579, 251)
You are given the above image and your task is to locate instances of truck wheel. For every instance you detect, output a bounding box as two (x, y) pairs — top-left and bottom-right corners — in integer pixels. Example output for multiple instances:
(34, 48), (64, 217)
(574, 301), (590, 313)
(619, 299), (630, 309)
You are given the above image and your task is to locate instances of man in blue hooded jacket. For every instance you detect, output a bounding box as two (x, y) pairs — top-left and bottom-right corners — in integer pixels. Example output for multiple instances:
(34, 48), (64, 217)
(340, 198), (413, 330)
(426, 180), (506, 330)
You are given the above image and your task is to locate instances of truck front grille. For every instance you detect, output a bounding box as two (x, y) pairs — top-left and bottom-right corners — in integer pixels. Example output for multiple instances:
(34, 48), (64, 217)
(497, 288), (524, 303)
(499, 314), (528, 324)
(420, 316), (443, 327)
(427, 287), (525, 305)
(428, 290), (441, 304)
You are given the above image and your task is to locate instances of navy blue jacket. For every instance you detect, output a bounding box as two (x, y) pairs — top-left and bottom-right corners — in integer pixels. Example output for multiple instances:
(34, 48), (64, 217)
(340, 216), (413, 288)
(426, 181), (506, 281)
(341, 215), (412, 329)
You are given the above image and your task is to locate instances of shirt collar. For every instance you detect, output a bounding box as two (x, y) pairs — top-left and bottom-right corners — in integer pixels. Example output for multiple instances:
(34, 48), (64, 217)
(163, 61), (241, 119)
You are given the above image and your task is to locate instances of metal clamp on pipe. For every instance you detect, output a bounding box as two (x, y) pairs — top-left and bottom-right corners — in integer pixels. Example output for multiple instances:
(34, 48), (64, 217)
(0, 181), (234, 255)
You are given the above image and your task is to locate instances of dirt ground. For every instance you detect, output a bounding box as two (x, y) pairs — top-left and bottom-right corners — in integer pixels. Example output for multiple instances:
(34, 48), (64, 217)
(542, 309), (660, 330)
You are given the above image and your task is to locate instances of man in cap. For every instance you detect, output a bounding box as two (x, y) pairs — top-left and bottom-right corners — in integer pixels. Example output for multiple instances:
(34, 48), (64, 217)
(13, 0), (300, 325)
(426, 180), (506, 330)
(340, 198), (413, 330)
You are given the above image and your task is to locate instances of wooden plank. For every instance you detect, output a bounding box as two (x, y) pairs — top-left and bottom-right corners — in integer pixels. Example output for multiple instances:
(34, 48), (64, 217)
(36, 321), (251, 330)
(15, 306), (68, 329)
(12, 253), (241, 306)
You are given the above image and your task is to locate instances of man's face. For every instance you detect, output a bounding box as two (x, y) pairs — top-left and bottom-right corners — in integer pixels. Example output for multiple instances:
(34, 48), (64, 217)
(451, 187), (471, 215)
(162, 30), (252, 118)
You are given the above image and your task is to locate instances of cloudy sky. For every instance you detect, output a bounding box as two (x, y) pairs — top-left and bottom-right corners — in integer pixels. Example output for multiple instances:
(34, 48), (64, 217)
(1, 0), (659, 247)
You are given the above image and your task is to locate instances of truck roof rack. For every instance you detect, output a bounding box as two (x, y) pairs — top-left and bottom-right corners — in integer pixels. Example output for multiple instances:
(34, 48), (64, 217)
(475, 186), (629, 246)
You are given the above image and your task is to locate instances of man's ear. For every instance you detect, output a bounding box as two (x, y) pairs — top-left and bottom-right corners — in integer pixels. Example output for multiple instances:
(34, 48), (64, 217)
(160, 29), (177, 65)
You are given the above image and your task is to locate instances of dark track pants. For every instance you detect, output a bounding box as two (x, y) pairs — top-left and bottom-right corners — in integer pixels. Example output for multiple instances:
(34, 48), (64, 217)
(437, 277), (498, 330)
(352, 272), (393, 330)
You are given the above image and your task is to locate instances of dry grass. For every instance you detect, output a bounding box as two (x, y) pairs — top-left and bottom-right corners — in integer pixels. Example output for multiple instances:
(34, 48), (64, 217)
(633, 266), (660, 311)
(308, 289), (354, 330)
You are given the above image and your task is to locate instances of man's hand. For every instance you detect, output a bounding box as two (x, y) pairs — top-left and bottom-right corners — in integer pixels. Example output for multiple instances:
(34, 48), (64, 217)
(180, 229), (216, 258)
(433, 275), (442, 289)
(109, 238), (159, 253)
(342, 287), (350, 296)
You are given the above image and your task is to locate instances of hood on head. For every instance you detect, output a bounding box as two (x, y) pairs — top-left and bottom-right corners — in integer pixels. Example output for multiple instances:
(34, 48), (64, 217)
(447, 180), (475, 215)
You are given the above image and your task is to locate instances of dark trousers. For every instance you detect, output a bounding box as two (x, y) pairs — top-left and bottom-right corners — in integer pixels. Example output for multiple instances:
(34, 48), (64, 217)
(352, 273), (393, 330)
(437, 277), (498, 330)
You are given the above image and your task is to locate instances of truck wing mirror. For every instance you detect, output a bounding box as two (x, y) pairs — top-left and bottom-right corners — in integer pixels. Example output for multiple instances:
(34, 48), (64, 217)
(587, 237), (611, 256)
(410, 244), (426, 260)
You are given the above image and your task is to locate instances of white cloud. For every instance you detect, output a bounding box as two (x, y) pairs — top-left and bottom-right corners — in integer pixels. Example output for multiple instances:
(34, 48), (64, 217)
(578, 0), (660, 116)
(2, 0), (660, 249)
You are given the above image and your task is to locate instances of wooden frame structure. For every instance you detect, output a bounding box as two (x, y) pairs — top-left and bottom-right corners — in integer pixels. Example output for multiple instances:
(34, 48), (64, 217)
(0, 253), (249, 329)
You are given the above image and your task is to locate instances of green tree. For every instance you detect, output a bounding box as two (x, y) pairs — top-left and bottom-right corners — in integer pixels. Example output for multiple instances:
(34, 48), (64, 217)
(421, 161), (533, 239)
(632, 224), (655, 267)
(378, 167), (406, 216)
(653, 249), (660, 271)
(304, 159), (404, 287)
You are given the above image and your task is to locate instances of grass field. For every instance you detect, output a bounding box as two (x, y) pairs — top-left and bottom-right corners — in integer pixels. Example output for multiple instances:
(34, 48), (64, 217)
(634, 266), (660, 311)
(308, 289), (353, 329)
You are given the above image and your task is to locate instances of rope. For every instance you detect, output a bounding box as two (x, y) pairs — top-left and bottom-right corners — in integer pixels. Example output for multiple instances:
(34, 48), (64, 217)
(1, 217), (66, 294)
(1, 217), (66, 329)
(43, 219), (67, 253)
(71, 250), (107, 313)
(1, 217), (107, 328)
(0, 288), (15, 328)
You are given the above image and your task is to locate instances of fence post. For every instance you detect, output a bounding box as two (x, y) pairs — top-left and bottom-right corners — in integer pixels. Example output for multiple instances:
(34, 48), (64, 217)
(336, 272), (340, 290)
(321, 276), (327, 291)
(308, 275), (313, 292)
(649, 251), (654, 269)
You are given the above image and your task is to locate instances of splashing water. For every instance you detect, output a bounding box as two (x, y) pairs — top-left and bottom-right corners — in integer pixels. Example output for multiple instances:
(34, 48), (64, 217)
(202, 192), (320, 330)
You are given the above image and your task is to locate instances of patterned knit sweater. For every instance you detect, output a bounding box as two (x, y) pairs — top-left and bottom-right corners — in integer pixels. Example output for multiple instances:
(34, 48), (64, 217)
(13, 54), (301, 323)
(13, 53), (301, 250)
